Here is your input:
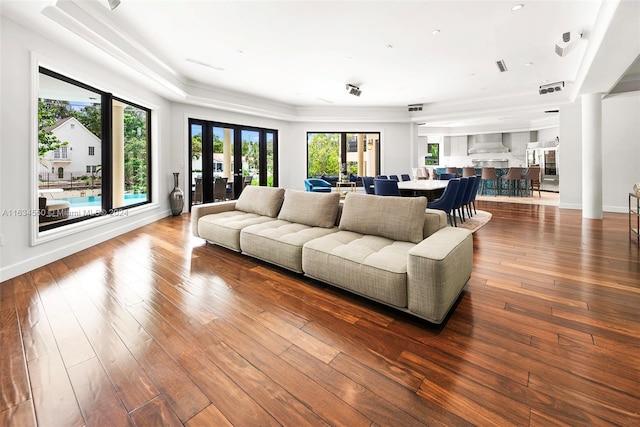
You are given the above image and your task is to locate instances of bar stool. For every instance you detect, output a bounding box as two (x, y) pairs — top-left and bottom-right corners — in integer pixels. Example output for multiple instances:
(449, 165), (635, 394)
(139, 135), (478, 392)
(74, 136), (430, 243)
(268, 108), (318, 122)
(462, 167), (477, 177)
(446, 167), (459, 177)
(523, 166), (541, 197)
(480, 167), (498, 196)
(500, 167), (523, 196)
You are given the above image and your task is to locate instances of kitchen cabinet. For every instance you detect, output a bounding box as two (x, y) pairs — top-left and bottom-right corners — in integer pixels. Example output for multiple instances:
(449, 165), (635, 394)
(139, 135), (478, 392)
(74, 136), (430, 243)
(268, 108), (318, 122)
(444, 135), (467, 156)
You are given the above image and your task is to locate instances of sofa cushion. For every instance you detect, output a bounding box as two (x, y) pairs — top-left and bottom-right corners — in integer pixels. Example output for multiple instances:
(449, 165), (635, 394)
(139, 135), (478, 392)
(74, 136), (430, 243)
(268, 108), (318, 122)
(278, 189), (340, 228)
(339, 193), (426, 244)
(234, 186), (285, 217)
(302, 231), (414, 307)
(198, 210), (277, 251)
(241, 220), (338, 272)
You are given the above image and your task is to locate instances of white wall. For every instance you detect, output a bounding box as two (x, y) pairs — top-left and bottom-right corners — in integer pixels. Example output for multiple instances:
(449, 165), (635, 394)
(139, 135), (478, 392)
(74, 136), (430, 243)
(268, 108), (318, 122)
(0, 17), (172, 282)
(559, 91), (640, 212)
(602, 92), (640, 212)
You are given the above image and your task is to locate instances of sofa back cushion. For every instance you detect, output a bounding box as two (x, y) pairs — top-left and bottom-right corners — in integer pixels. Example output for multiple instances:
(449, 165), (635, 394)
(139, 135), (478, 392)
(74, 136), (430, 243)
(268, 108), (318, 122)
(339, 193), (426, 243)
(235, 186), (285, 217)
(278, 189), (340, 228)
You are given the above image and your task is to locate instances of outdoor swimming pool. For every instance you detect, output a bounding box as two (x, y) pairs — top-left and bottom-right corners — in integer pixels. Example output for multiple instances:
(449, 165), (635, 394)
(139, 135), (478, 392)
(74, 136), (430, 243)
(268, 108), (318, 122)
(60, 194), (148, 208)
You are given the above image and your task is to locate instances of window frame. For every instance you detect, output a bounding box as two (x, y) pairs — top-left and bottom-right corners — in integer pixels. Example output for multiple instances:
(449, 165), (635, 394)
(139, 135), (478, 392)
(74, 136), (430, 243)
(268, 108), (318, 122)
(306, 131), (380, 180)
(32, 64), (154, 243)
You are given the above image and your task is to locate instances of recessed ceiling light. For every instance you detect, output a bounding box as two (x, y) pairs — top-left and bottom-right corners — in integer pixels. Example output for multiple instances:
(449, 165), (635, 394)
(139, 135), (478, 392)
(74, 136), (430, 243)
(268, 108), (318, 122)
(432, 29), (440, 35)
(386, 44), (394, 49)
(236, 50), (244, 54)
(469, 73), (476, 77)
(511, 4), (524, 11)
(525, 62), (533, 66)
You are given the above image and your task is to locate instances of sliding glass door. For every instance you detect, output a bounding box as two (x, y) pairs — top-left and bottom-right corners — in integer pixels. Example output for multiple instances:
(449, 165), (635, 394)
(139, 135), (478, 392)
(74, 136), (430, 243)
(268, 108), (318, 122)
(189, 119), (277, 206)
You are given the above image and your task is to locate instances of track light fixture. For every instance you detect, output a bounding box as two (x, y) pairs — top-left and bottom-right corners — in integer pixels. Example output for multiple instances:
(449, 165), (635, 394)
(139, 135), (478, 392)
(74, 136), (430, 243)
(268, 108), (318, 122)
(539, 81), (564, 95)
(108, 0), (121, 10)
(345, 84), (361, 97)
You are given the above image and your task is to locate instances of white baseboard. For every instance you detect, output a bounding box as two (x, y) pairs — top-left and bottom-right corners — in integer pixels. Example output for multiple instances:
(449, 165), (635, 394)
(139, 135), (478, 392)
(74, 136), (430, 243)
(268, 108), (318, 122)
(0, 210), (170, 283)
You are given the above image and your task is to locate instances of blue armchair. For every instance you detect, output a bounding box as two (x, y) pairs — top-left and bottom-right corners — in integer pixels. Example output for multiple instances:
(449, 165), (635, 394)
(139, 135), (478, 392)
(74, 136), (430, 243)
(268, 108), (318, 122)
(304, 178), (332, 192)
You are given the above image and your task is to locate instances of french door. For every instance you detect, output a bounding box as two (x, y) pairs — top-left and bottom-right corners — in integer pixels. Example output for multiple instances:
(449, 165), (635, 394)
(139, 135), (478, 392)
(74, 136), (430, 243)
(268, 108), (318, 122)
(189, 119), (278, 206)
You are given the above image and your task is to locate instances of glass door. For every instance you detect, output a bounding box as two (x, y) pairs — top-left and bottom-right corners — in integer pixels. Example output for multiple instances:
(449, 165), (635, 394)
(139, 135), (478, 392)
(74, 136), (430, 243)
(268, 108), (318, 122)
(240, 129), (260, 190)
(189, 119), (278, 207)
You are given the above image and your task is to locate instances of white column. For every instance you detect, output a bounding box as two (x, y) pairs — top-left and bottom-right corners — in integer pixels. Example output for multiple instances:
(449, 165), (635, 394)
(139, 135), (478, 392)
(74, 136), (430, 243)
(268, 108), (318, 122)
(112, 103), (125, 208)
(581, 93), (603, 219)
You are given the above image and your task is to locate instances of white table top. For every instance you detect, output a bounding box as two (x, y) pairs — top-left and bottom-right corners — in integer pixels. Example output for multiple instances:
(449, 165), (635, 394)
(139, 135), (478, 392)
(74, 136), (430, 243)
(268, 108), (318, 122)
(38, 188), (64, 194)
(397, 180), (450, 191)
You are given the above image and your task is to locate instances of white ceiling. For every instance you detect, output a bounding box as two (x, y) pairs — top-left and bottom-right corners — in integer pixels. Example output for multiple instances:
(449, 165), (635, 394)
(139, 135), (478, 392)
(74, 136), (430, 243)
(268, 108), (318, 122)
(2, 0), (638, 132)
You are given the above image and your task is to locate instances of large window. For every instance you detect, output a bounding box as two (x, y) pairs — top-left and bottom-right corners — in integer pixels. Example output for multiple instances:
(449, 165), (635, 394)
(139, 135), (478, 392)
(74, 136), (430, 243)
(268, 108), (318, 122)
(37, 67), (151, 231)
(307, 132), (380, 181)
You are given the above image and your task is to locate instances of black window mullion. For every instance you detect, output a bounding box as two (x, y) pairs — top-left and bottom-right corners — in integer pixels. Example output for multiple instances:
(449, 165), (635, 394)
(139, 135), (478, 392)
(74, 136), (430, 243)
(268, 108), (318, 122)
(101, 93), (113, 212)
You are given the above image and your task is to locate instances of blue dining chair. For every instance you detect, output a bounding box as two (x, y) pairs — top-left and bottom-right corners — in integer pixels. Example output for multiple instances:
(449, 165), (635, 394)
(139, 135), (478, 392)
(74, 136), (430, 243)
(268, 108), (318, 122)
(400, 174), (411, 181)
(452, 177), (469, 224)
(466, 175), (481, 216)
(429, 179), (461, 226)
(376, 175), (388, 180)
(304, 178), (332, 193)
(389, 174), (399, 181)
(373, 179), (400, 196)
(460, 175), (477, 221)
(361, 176), (375, 194)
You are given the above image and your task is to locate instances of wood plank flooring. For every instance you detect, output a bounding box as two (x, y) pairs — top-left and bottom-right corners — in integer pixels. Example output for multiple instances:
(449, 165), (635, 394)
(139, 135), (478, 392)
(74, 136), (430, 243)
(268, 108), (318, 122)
(1, 200), (639, 426)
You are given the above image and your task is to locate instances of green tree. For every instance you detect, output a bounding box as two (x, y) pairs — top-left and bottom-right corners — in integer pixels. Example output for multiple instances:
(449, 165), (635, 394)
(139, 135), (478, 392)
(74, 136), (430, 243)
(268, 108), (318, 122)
(192, 133), (202, 160)
(71, 103), (101, 137)
(38, 99), (68, 158)
(122, 106), (148, 193)
(307, 133), (339, 177)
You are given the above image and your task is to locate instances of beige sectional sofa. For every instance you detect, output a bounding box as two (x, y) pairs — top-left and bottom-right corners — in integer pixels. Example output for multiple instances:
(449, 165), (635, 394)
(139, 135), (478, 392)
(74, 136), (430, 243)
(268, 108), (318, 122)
(191, 185), (473, 324)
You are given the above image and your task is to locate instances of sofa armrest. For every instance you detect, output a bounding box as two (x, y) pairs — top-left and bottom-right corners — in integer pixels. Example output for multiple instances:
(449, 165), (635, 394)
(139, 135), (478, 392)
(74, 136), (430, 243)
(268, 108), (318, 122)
(407, 227), (473, 323)
(423, 208), (447, 238)
(191, 201), (237, 237)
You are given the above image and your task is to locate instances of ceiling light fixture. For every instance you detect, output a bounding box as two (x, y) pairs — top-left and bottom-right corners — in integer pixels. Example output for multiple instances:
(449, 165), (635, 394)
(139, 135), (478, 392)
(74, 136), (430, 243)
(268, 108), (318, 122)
(525, 62), (533, 66)
(511, 4), (524, 11)
(431, 29), (440, 35)
(555, 31), (583, 57)
(346, 84), (361, 97)
(539, 81), (564, 95)
(107, 0), (120, 10)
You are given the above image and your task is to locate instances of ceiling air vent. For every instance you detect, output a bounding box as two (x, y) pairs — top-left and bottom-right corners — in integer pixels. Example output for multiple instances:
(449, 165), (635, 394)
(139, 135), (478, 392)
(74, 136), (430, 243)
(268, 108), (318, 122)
(408, 104), (423, 112)
(496, 60), (508, 72)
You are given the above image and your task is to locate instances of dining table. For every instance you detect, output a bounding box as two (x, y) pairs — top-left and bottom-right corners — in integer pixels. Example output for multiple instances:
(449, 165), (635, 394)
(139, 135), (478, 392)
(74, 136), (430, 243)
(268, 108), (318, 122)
(397, 179), (449, 201)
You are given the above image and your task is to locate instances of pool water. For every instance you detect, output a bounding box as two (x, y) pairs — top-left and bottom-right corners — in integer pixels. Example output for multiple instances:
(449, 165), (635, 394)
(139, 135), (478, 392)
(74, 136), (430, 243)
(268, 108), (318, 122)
(60, 194), (148, 208)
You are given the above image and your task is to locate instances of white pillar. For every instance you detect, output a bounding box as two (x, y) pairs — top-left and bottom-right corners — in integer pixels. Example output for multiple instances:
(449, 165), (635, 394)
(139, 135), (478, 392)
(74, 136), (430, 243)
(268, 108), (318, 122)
(112, 103), (125, 208)
(581, 93), (603, 219)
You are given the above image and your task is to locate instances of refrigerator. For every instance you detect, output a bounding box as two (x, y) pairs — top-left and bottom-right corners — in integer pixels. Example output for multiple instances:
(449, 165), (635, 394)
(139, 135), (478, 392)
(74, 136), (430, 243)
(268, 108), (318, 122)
(526, 141), (559, 192)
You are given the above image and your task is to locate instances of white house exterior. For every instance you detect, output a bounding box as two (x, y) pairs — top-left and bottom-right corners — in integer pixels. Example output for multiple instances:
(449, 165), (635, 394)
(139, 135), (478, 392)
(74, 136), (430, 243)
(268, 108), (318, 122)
(41, 116), (102, 181)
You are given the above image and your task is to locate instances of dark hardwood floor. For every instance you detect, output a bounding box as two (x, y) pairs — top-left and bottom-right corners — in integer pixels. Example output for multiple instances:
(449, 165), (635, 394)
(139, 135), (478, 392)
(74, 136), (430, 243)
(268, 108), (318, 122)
(1, 200), (639, 426)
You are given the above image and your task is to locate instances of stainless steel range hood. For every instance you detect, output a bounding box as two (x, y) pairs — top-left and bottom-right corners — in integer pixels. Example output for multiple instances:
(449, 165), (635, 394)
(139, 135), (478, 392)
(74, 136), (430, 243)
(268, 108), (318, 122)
(468, 133), (510, 154)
